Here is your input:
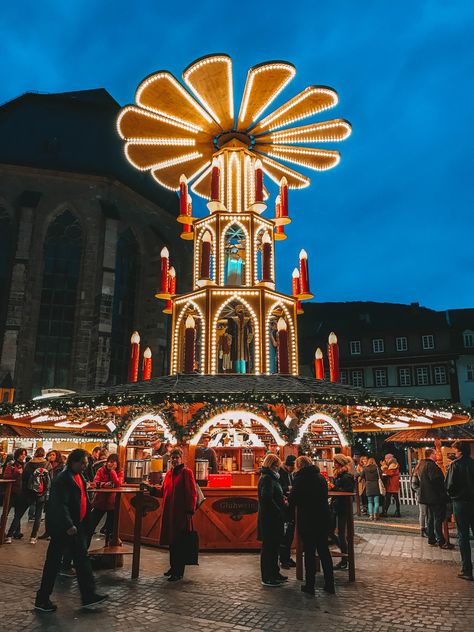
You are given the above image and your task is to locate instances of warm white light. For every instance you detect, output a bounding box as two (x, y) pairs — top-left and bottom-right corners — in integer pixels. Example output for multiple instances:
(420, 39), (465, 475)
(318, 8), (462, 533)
(180, 174), (187, 184)
(277, 317), (287, 332)
(294, 413), (349, 447)
(106, 420), (117, 433)
(328, 332), (338, 345)
(299, 249), (308, 260)
(292, 268), (300, 278)
(169, 266), (176, 277)
(131, 331), (140, 344)
(262, 231), (271, 244)
(202, 230), (212, 243)
(315, 348), (323, 359)
(119, 413), (176, 446)
(185, 315), (195, 329)
(144, 347), (152, 359)
(161, 247), (169, 258)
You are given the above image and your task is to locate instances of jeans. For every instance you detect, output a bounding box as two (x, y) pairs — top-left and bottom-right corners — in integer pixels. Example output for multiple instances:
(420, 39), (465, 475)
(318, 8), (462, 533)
(452, 500), (474, 576)
(279, 521), (295, 563)
(30, 497), (46, 538)
(418, 503), (427, 529)
(260, 539), (280, 581)
(6, 493), (29, 537)
(28, 502), (36, 520)
(302, 532), (334, 589)
(332, 511), (348, 555)
(426, 503), (446, 545)
(37, 523), (95, 604)
(367, 495), (380, 517)
(383, 492), (401, 515)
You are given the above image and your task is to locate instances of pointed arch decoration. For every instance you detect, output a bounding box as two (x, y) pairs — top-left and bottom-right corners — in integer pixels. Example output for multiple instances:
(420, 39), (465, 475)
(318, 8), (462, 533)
(119, 411), (177, 446)
(171, 299), (206, 374)
(220, 219), (251, 286)
(265, 300), (297, 375)
(294, 412), (349, 447)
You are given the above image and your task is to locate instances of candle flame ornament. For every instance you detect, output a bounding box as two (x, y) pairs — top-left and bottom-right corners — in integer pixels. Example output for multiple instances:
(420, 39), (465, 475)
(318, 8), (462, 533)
(143, 347), (152, 381)
(163, 266), (176, 314)
(328, 331), (340, 383)
(315, 347), (324, 380)
(180, 197), (195, 240)
(128, 331), (140, 383)
(261, 231), (272, 283)
(276, 177), (291, 225)
(298, 249), (313, 299)
(155, 247), (170, 298)
(208, 157), (226, 211)
(199, 230), (212, 282)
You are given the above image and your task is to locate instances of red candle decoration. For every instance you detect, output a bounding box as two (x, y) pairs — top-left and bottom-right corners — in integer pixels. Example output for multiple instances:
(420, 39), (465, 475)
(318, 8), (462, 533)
(278, 177), (291, 225)
(254, 159), (264, 203)
(314, 348), (324, 380)
(261, 231), (272, 282)
(180, 197), (194, 240)
(155, 247), (170, 298)
(291, 268), (300, 296)
(178, 175), (192, 224)
(200, 230), (212, 280)
(211, 158), (220, 202)
(163, 267), (176, 314)
(328, 332), (340, 383)
(274, 223), (287, 241)
(184, 315), (196, 373)
(277, 317), (289, 373)
(298, 249), (313, 299)
(128, 331), (140, 383)
(143, 347), (152, 381)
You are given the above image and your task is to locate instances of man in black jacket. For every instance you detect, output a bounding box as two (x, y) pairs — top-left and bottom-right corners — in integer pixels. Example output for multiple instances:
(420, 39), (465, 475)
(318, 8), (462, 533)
(414, 448), (448, 548)
(278, 455), (296, 569)
(35, 449), (108, 612)
(446, 441), (474, 580)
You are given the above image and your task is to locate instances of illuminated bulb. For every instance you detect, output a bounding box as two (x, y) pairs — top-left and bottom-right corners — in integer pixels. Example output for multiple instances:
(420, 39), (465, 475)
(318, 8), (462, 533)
(144, 347), (152, 359)
(299, 249), (308, 259)
(292, 268), (300, 278)
(202, 230), (212, 243)
(277, 317), (287, 332)
(315, 348), (323, 360)
(262, 231), (271, 244)
(161, 246), (169, 258)
(186, 315), (195, 329)
(329, 332), (338, 344)
(131, 331), (140, 344)
(169, 266), (176, 278)
(180, 174), (187, 184)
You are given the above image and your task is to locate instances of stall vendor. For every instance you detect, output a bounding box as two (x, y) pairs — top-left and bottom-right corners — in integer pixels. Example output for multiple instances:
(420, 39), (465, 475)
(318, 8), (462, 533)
(195, 434), (218, 474)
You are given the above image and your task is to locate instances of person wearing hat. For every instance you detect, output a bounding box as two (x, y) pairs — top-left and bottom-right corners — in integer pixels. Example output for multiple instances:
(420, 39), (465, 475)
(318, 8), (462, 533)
(279, 455), (297, 569)
(329, 454), (355, 570)
(195, 434), (218, 474)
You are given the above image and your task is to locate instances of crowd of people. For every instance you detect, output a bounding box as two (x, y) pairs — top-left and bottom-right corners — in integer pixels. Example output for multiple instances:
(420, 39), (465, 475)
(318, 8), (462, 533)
(0, 440), (473, 613)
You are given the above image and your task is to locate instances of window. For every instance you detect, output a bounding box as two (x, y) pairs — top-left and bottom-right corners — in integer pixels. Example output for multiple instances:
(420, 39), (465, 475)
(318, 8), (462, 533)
(422, 335), (435, 350)
(467, 365), (474, 382)
(340, 369), (348, 385)
(350, 340), (361, 355)
(398, 367), (412, 386)
(464, 332), (474, 348)
(372, 338), (384, 353)
(434, 366), (447, 385)
(416, 366), (430, 386)
(374, 368), (388, 387)
(351, 369), (364, 388)
(396, 336), (408, 352)
(32, 211), (82, 394)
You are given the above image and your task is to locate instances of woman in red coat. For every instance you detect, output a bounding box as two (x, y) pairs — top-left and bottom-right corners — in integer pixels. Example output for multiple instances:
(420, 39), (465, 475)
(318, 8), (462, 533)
(158, 447), (197, 582)
(88, 454), (124, 546)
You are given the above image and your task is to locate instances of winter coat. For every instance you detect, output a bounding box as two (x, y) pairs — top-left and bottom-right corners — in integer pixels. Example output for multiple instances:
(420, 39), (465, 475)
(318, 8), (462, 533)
(331, 468), (355, 514)
(381, 461), (400, 493)
(45, 467), (91, 538)
(257, 467), (285, 542)
(413, 459), (448, 505)
(3, 460), (25, 495)
(361, 464), (382, 497)
(23, 458), (48, 500)
(445, 455), (474, 502)
(288, 465), (330, 538)
(47, 461), (64, 483)
(278, 466), (293, 496)
(92, 465), (124, 511)
(159, 464), (197, 545)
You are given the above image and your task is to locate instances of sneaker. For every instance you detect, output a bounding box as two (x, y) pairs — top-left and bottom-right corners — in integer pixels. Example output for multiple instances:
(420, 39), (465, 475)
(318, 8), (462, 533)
(167, 575), (183, 582)
(34, 597), (57, 612)
(30, 537), (37, 544)
(82, 593), (109, 609)
(59, 568), (76, 577)
(458, 572), (474, 581)
(301, 584), (315, 596)
(333, 560), (348, 570)
(261, 579), (281, 587)
(4, 537), (12, 544)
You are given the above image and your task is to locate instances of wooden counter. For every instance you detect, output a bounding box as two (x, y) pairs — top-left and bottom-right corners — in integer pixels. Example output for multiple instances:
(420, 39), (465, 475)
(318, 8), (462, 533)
(120, 486), (261, 550)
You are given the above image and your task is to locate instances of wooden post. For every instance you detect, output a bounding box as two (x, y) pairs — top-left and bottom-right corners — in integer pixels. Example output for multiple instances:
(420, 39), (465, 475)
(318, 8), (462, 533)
(131, 490), (144, 580)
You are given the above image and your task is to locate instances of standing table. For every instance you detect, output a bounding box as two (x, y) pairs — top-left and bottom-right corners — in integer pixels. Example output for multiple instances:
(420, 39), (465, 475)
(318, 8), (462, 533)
(88, 487), (145, 579)
(0, 479), (14, 545)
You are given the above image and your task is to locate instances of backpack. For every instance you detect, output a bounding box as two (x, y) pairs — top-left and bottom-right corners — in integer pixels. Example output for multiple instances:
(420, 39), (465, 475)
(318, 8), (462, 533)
(28, 466), (50, 497)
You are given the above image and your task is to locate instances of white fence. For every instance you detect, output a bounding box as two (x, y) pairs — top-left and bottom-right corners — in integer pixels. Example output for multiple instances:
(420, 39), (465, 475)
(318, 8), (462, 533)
(399, 474), (416, 505)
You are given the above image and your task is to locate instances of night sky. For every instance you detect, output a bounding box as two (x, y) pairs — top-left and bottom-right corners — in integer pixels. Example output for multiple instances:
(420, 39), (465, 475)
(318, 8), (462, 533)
(2, 1), (473, 310)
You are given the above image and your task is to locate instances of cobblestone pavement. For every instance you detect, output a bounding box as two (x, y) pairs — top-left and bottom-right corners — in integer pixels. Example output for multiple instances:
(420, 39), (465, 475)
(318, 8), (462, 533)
(0, 529), (473, 632)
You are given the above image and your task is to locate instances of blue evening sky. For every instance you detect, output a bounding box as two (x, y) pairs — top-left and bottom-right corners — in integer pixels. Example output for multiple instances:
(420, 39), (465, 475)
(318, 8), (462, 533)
(1, 1), (473, 310)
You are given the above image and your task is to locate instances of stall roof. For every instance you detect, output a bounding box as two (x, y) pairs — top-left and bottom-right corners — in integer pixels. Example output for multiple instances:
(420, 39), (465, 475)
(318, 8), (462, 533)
(385, 426), (474, 443)
(0, 424), (39, 438)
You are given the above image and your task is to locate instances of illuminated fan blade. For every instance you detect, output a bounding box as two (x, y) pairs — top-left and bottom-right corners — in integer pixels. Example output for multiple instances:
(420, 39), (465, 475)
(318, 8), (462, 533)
(126, 142), (211, 171)
(255, 145), (340, 171)
(256, 119), (352, 144)
(254, 154), (310, 189)
(151, 154), (211, 191)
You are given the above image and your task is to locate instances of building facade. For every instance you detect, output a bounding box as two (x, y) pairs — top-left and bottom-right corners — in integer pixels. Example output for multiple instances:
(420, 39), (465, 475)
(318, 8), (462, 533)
(299, 302), (474, 406)
(0, 89), (190, 400)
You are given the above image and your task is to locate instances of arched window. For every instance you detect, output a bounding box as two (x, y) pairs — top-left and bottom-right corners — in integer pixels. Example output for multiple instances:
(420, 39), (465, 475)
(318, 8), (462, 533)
(0, 208), (14, 348)
(109, 229), (139, 385)
(32, 211), (82, 393)
(223, 224), (247, 286)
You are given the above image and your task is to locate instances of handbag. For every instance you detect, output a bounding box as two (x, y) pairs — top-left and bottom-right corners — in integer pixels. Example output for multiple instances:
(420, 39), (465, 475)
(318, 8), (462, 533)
(183, 519), (199, 565)
(196, 483), (206, 509)
(378, 469), (386, 496)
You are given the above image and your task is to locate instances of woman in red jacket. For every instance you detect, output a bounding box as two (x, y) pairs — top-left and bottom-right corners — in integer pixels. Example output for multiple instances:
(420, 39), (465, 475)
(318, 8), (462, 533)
(157, 447), (197, 582)
(88, 454), (123, 547)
